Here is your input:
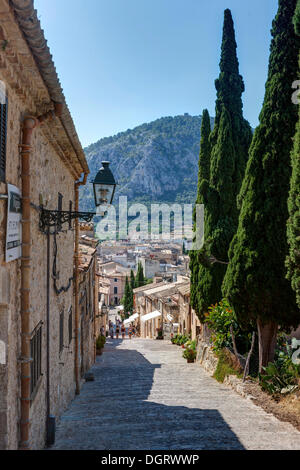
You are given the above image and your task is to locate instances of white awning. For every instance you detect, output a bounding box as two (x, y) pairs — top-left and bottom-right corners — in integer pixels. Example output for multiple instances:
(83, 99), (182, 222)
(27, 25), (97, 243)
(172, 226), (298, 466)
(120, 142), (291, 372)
(117, 305), (124, 311)
(123, 313), (139, 325)
(141, 310), (161, 322)
(172, 323), (179, 327)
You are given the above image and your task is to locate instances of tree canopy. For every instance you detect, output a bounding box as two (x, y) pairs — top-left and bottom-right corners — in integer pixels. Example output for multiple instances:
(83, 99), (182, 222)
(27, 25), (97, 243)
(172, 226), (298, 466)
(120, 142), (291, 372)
(190, 9), (252, 320)
(223, 0), (300, 331)
(286, 0), (300, 309)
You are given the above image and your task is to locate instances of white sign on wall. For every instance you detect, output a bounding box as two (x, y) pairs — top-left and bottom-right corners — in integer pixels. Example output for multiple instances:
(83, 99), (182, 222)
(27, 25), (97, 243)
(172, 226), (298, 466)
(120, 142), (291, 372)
(0, 340), (6, 365)
(6, 184), (22, 263)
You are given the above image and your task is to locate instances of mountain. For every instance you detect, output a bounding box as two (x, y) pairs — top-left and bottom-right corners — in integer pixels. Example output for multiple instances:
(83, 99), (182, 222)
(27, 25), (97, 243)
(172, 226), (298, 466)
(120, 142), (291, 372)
(79, 113), (214, 212)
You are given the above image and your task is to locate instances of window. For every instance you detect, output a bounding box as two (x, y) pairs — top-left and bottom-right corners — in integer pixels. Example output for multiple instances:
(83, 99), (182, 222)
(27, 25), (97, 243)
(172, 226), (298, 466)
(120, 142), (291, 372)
(0, 94), (7, 182)
(114, 278), (118, 282)
(59, 310), (64, 353)
(68, 307), (73, 344)
(69, 200), (73, 229)
(85, 288), (88, 316)
(57, 193), (63, 230)
(114, 286), (118, 294)
(30, 324), (42, 397)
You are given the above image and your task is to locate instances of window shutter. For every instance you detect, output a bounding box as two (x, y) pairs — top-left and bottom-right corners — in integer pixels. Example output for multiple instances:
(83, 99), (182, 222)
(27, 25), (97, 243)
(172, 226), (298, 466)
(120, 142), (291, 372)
(59, 310), (64, 353)
(0, 97), (7, 182)
(69, 200), (72, 229)
(57, 192), (63, 231)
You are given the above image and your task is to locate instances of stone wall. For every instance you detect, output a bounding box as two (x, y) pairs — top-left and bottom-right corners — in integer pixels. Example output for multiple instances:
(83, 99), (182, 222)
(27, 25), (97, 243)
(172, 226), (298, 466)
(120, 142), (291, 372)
(0, 77), (79, 448)
(196, 340), (219, 376)
(0, 6), (90, 448)
(79, 253), (98, 379)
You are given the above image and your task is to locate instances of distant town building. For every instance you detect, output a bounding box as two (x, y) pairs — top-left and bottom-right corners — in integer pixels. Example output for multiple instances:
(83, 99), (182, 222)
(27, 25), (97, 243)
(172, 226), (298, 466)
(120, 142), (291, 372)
(98, 261), (132, 306)
(136, 257), (160, 279)
(133, 279), (200, 341)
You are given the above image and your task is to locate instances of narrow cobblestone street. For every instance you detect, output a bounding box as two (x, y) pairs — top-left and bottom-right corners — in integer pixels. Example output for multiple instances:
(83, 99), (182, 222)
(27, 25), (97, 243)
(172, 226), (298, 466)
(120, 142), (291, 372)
(52, 338), (300, 450)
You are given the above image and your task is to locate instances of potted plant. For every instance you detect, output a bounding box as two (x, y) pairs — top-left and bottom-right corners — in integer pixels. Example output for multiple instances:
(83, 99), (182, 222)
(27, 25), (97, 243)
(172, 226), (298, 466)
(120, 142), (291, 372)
(171, 334), (181, 345)
(178, 334), (189, 348)
(96, 334), (106, 355)
(171, 334), (179, 344)
(156, 328), (164, 340)
(183, 347), (197, 363)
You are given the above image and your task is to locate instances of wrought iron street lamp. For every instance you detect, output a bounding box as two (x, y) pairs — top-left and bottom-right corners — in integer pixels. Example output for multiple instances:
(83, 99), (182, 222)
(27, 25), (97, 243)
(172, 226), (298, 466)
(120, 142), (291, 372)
(93, 161), (117, 208)
(39, 161), (117, 233)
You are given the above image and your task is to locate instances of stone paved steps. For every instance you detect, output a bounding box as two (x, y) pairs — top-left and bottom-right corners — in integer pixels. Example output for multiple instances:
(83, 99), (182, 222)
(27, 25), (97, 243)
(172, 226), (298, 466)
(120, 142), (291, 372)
(51, 338), (300, 450)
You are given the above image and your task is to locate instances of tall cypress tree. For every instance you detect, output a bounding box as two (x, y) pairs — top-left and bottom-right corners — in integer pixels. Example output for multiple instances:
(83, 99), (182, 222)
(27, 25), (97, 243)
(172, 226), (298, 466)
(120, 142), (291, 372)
(197, 109), (211, 190)
(286, 0), (300, 309)
(135, 262), (145, 288)
(190, 10), (252, 320)
(223, 0), (300, 370)
(122, 276), (133, 317)
(130, 269), (135, 290)
(190, 109), (211, 313)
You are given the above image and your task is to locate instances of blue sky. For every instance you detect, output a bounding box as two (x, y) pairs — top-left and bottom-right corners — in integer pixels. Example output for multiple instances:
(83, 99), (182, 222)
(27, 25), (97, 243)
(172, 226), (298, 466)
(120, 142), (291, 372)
(35, 0), (278, 147)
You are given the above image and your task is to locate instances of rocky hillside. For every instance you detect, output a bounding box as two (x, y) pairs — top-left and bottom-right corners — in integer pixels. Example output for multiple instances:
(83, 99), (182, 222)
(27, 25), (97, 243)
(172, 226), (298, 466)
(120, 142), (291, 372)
(79, 114), (214, 211)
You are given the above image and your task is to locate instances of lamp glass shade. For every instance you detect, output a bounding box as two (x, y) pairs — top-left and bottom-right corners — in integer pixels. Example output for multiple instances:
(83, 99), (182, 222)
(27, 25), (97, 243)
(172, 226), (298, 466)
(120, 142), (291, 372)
(92, 161), (116, 207)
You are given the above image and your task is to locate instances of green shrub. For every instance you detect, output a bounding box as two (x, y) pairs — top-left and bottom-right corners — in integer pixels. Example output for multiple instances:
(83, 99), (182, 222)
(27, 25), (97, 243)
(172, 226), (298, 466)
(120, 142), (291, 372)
(171, 334), (181, 344)
(259, 339), (300, 396)
(184, 339), (197, 351)
(178, 334), (190, 345)
(213, 349), (242, 383)
(205, 299), (251, 354)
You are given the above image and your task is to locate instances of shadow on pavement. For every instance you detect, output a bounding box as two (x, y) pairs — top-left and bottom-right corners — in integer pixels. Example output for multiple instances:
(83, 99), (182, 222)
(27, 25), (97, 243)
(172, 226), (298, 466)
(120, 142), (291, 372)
(54, 339), (245, 450)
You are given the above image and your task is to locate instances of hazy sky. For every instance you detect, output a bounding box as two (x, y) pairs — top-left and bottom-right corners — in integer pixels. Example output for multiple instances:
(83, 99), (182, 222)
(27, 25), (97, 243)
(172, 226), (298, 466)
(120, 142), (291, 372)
(35, 0), (278, 147)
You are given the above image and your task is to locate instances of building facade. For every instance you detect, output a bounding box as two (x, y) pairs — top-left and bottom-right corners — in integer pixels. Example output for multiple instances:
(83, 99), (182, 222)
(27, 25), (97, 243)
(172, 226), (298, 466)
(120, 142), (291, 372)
(136, 257), (160, 279)
(78, 241), (99, 378)
(0, 1), (94, 450)
(134, 279), (201, 341)
(98, 261), (132, 306)
(134, 281), (184, 339)
(177, 282), (201, 340)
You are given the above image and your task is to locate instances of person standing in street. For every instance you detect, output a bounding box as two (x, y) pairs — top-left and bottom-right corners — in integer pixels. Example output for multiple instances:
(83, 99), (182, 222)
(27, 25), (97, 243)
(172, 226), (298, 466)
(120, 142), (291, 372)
(116, 323), (120, 339)
(110, 324), (114, 339)
(121, 323), (126, 339)
(128, 324), (133, 340)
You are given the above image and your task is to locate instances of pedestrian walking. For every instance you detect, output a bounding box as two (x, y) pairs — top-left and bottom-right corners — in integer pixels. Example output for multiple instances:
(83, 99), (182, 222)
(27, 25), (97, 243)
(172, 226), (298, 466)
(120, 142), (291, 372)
(128, 324), (133, 340)
(110, 325), (114, 339)
(121, 323), (126, 339)
(115, 324), (120, 339)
